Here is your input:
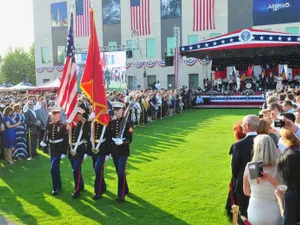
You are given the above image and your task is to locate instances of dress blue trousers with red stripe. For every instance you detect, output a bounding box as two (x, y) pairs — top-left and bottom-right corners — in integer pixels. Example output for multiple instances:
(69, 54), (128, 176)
(113, 156), (129, 198)
(50, 157), (62, 191)
(92, 156), (107, 195)
(70, 159), (84, 192)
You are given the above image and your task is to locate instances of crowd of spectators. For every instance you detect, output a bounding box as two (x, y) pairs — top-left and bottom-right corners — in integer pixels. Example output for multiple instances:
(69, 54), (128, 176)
(0, 88), (196, 163)
(227, 88), (300, 225)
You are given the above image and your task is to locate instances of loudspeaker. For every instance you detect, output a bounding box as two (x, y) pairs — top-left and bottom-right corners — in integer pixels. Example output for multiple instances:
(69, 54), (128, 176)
(126, 50), (133, 58)
(165, 56), (174, 66)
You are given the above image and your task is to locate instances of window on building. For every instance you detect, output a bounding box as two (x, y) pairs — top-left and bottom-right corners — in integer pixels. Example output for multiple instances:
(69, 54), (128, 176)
(41, 47), (51, 64)
(146, 38), (156, 58)
(57, 46), (66, 64)
(166, 37), (175, 56)
(75, 44), (81, 53)
(188, 35), (199, 44)
(108, 41), (117, 47)
(210, 33), (221, 38)
(126, 40), (132, 50)
(285, 27), (299, 34)
(43, 79), (50, 83)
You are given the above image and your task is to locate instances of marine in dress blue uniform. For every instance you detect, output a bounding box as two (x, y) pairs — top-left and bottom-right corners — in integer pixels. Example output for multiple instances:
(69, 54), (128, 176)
(108, 102), (133, 202)
(41, 107), (68, 196)
(67, 107), (90, 199)
(86, 112), (109, 200)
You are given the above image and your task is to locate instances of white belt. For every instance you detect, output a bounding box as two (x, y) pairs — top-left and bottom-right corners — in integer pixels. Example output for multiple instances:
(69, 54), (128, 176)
(71, 141), (84, 146)
(49, 139), (64, 144)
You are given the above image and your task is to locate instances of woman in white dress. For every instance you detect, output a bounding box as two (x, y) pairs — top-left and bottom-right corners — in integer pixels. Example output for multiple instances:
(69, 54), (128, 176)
(243, 135), (281, 225)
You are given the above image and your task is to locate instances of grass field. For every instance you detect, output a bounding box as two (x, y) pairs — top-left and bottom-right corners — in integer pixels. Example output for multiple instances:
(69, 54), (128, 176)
(0, 109), (257, 225)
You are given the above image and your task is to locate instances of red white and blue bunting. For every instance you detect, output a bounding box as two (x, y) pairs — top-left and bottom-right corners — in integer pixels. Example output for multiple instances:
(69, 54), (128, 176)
(36, 58), (210, 73)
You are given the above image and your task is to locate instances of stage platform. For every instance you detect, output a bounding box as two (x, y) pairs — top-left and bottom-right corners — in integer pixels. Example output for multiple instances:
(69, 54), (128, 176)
(193, 94), (265, 109)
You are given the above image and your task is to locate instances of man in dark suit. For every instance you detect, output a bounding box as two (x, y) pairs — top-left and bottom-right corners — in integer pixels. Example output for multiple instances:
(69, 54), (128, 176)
(35, 100), (49, 152)
(231, 115), (259, 224)
(25, 100), (41, 157)
(80, 97), (89, 119)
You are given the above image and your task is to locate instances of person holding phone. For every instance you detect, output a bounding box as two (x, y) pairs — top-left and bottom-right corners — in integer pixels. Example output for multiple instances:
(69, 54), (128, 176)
(243, 135), (281, 225)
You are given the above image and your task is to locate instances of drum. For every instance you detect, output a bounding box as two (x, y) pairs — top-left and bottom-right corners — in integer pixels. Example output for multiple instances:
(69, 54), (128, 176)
(245, 78), (253, 90)
(246, 83), (252, 89)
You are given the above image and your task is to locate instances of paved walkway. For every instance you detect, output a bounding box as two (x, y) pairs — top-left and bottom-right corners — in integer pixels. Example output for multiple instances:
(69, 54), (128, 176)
(0, 215), (18, 225)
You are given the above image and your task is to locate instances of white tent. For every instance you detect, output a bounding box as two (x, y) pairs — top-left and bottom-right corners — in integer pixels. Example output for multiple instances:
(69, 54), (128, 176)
(8, 82), (36, 91)
(32, 78), (61, 91)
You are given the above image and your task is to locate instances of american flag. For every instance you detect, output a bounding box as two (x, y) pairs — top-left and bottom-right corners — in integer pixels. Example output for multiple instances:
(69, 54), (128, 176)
(75, 0), (90, 37)
(56, 13), (78, 123)
(130, 0), (150, 36)
(193, 0), (215, 31)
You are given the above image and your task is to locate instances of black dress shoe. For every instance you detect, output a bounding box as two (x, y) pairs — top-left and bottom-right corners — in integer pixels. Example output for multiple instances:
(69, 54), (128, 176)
(52, 189), (59, 196)
(116, 197), (125, 202)
(72, 191), (80, 199)
(93, 194), (102, 200)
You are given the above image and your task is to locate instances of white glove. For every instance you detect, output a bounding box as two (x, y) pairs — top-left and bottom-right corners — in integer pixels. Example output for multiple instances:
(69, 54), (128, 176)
(84, 154), (88, 160)
(40, 141), (47, 147)
(105, 154), (112, 161)
(88, 112), (95, 121)
(100, 138), (106, 144)
(112, 138), (123, 146)
(61, 154), (66, 159)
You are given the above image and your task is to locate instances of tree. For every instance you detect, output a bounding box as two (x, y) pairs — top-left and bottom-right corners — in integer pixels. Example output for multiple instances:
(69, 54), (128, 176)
(0, 46), (36, 85)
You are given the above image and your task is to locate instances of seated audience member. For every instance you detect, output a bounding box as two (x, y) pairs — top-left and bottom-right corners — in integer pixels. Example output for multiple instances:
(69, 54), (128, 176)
(275, 150), (300, 224)
(243, 135), (281, 225)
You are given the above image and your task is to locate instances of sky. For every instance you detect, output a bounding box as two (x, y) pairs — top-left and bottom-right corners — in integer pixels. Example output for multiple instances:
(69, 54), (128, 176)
(0, 0), (34, 55)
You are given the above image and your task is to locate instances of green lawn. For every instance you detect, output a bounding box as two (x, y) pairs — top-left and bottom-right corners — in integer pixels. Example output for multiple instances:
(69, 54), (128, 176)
(0, 109), (257, 225)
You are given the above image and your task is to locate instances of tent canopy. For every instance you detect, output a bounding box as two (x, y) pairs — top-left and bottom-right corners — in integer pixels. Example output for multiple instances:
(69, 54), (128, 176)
(32, 78), (60, 91)
(180, 29), (300, 70)
(8, 81), (35, 91)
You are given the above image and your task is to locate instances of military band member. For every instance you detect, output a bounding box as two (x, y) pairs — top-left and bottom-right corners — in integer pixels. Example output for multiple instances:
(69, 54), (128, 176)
(41, 107), (68, 196)
(67, 107), (90, 199)
(108, 102), (133, 202)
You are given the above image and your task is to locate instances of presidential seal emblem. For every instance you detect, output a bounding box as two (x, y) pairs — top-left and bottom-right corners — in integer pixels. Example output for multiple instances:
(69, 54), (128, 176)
(239, 29), (254, 43)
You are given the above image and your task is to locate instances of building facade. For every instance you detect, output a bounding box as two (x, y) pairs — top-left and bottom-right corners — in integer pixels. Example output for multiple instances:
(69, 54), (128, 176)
(33, 0), (300, 88)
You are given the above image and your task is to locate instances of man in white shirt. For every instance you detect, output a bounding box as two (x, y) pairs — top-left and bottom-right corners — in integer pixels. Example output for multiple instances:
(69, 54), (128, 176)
(155, 81), (161, 90)
(282, 101), (295, 113)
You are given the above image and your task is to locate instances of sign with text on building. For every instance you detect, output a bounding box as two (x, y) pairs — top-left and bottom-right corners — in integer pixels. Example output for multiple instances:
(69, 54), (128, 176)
(253, 0), (300, 26)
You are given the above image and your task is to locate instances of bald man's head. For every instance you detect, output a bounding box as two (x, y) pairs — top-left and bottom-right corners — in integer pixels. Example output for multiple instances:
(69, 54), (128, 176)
(242, 115), (260, 133)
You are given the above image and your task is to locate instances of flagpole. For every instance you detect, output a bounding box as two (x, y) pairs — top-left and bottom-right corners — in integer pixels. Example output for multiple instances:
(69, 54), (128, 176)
(90, 6), (97, 147)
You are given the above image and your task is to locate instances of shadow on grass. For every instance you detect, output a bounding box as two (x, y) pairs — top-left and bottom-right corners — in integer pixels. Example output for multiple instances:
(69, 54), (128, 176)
(59, 190), (189, 225)
(0, 109), (256, 224)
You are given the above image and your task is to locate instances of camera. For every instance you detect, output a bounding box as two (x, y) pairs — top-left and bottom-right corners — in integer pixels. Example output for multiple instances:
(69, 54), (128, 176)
(248, 161), (264, 179)
(274, 119), (285, 128)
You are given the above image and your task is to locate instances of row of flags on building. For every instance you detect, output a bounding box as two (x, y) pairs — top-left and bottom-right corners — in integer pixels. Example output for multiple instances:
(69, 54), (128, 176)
(57, 8), (110, 125)
(75, 0), (216, 37)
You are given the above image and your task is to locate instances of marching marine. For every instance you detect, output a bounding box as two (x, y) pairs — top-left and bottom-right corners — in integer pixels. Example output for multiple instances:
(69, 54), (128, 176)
(67, 107), (90, 199)
(41, 107), (68, 196)
(108, 102), (133, 202)
(87, 113), (109, 200)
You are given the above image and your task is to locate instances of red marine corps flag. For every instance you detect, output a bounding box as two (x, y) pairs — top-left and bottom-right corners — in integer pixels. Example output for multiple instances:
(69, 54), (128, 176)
(80, 9), (110, 126)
